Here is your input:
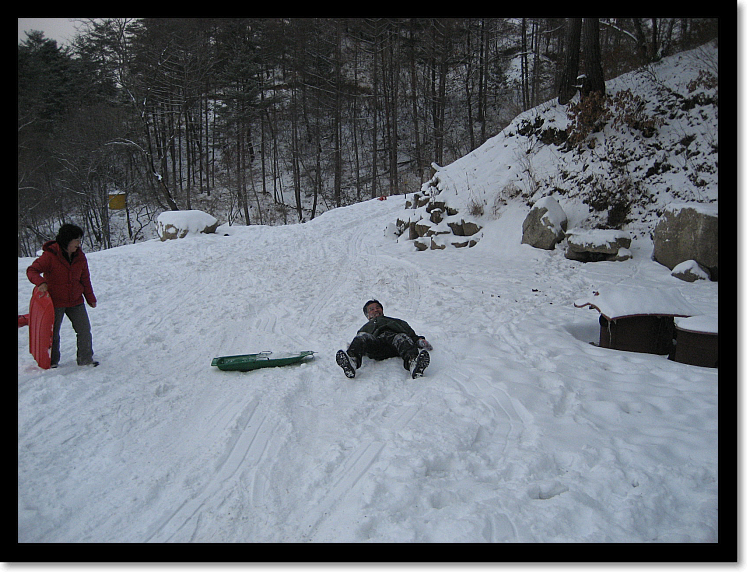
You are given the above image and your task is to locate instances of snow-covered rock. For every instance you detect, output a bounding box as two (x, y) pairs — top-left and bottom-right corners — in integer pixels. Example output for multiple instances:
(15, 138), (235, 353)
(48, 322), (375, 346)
(653, 202), (718, 279)
(521, 196), (567, 250)
(156, 210), (220, 241)
(397, 196), (482, 250)
(565, 228), (632, 262)
(671, 259), (711, 282)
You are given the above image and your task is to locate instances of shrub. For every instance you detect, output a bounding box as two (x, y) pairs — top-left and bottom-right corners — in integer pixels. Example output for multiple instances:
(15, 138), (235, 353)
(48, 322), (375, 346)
(566, 89), (663, 147)
(609, 89), (663, 137)
(566, 91), (611, 147)
(583, 174), (645, 230)
(687, 70), (717, 92)
(467, 197), (485, 217)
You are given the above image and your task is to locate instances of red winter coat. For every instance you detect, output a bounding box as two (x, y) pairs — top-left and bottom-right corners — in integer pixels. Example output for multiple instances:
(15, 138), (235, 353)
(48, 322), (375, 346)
(27, 241), (97, 309)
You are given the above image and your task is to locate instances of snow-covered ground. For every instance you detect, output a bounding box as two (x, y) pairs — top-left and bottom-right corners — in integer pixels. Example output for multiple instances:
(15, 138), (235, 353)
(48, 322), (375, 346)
(18, 195), (718, 545)
(18, 42), (722, 552)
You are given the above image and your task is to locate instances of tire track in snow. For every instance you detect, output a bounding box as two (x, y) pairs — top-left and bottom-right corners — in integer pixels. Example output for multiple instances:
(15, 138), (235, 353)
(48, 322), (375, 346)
(299, 440), (385, 540)
(249, 211), (377, 348)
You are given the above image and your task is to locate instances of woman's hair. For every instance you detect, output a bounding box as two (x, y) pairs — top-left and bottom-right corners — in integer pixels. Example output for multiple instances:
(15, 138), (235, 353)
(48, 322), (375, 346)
(56, 224), (84, 249)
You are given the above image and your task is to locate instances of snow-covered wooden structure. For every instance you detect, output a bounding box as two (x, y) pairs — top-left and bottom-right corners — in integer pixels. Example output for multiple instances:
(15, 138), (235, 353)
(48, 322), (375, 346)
(672, 316), (718, 368)
(574, 286), (702, 358)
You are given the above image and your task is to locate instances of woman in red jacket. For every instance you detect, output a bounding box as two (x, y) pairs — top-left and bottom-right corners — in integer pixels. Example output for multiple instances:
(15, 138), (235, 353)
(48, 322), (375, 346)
(27, 224), (98, 367)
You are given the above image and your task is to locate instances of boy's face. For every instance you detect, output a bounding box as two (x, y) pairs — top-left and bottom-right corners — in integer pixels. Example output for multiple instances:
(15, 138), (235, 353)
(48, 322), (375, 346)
(365, 303), (383, 319)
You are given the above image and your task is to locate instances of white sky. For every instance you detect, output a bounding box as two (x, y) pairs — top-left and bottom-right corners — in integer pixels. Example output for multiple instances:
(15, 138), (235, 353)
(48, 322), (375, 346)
(18, 18), (80, 45)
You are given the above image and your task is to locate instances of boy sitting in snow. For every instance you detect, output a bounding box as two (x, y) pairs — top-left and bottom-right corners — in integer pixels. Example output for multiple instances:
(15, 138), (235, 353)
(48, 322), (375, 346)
(336, 299), (432, 379)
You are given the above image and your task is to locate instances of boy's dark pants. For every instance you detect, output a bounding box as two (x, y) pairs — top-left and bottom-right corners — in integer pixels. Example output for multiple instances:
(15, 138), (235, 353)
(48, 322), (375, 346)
(347, 331), (418, 370)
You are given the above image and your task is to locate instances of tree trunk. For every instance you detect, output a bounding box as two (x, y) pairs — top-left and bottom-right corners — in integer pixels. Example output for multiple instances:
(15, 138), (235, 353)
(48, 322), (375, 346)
(465, 21), (475, 150)
(384, 27), (399, 196)
(291, 85), (303, 221)
(370, 23), (380, 199)
(333, 19), (343, 207)
(409, 19), (423, 183)
(557, 18), (582, 105)
(581, 18), (605, 97)
(520, 18), (530, 110)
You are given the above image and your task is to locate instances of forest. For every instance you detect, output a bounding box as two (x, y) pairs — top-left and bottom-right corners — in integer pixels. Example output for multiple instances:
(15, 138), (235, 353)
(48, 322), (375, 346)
(17, 18), (718, 256)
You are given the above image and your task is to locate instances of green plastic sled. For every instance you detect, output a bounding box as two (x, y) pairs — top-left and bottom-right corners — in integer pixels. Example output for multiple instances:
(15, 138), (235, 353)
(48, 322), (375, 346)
(211, 350), (315, 372)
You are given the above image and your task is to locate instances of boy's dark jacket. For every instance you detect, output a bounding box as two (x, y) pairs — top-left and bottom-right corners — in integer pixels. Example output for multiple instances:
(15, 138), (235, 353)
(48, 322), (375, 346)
(357, 315), (423, 342)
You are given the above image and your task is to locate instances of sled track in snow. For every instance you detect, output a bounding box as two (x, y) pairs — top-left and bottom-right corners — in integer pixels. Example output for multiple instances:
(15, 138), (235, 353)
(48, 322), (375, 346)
(297, 393), (423, 541)
(448, 369), (532, 459)
(284, 203), (424, 345)
(144, 399), (281, 543)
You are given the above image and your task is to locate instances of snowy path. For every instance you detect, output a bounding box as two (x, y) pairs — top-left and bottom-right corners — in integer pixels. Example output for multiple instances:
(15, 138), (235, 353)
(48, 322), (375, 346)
(18, 196), (718, 543)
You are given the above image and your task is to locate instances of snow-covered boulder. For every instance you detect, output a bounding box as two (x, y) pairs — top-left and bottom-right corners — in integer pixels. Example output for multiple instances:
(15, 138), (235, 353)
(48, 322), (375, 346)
(156, 210), (219, 241)
(565, 229), (632, 262)
(521, 197), (567, 250)
(447, 219), (482, 237)
(671, 259), (711, 282)
(653, 203), (718, 280)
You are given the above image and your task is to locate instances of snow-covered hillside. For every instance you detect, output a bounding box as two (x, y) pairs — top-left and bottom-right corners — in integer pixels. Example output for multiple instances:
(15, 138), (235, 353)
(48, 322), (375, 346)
(18, 43), (720, 548)
(418, 42), (718, 244)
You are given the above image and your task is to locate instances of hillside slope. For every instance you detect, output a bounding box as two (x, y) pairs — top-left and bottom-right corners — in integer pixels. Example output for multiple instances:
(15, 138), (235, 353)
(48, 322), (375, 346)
(413, 41), (717, 247)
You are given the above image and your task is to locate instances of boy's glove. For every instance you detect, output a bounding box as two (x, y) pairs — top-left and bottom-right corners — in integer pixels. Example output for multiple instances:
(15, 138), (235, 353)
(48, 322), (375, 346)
(417, 338), (433, 351)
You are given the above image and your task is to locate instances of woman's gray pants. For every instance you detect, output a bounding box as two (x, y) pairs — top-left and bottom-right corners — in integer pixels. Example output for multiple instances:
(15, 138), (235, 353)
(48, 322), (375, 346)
(52, 304), (94, 366)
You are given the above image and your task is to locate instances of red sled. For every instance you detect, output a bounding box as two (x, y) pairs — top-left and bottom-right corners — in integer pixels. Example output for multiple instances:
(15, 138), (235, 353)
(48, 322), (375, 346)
(29, 286), (55, 369)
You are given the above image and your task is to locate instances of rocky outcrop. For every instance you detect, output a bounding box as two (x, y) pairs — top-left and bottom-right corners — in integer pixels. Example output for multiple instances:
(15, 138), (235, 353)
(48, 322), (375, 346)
(653, 203), (718, 280)
(395, 192), (482, 250)
(671, 259), (711, 282)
